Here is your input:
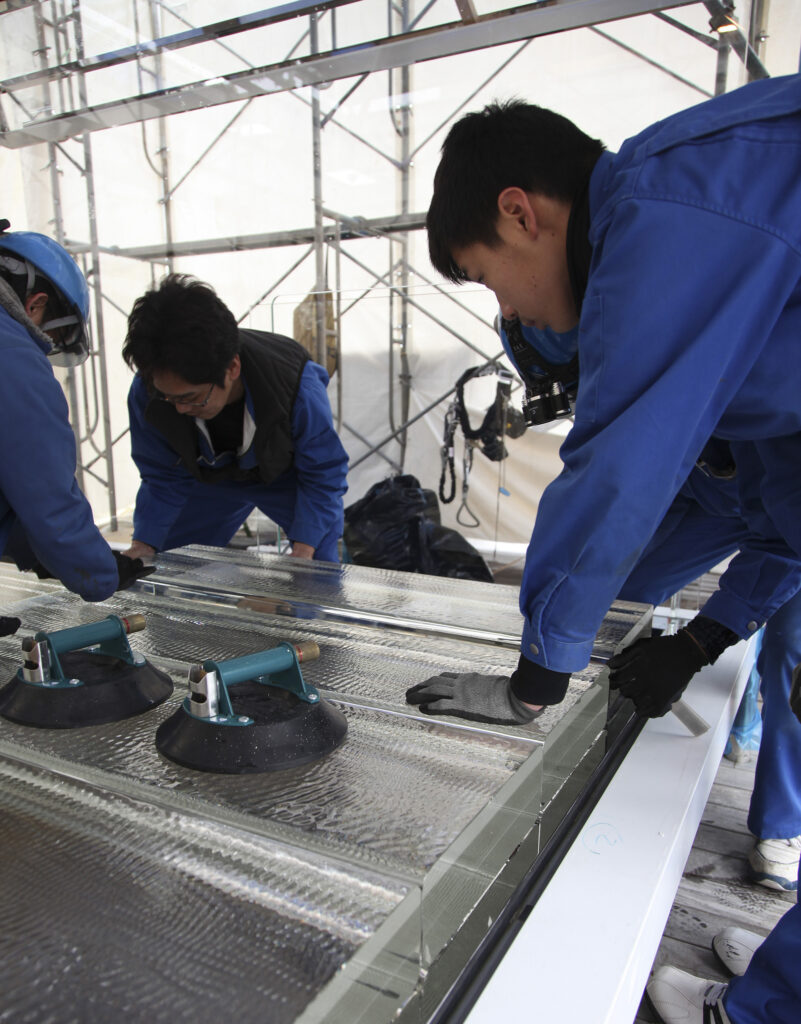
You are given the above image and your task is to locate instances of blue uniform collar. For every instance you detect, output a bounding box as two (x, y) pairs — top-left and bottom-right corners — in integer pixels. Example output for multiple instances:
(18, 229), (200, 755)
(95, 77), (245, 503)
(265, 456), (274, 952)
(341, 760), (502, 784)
(518, 322), (579, 366)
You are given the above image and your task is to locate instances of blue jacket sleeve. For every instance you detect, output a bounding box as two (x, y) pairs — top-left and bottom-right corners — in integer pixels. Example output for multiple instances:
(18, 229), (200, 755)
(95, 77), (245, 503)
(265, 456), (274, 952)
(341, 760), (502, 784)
(521, 198), (801, 672)
(287, 362), (348, 549)
(0, 328), (118, 600)
(128, 377), (196, 550)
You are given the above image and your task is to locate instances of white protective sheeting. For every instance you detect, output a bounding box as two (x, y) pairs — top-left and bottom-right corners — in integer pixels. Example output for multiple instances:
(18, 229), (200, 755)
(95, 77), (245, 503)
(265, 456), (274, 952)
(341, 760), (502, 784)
(1, 2), (797, 547)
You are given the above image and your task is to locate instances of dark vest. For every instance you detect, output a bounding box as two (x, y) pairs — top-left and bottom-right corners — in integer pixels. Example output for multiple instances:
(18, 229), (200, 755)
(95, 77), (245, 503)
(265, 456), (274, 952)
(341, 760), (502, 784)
(144, 329), (310, 486)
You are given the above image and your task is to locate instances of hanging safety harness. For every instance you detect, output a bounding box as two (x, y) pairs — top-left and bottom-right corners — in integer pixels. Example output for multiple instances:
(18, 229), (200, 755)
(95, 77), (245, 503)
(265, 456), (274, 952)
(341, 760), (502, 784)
(439, 364), (526, 526)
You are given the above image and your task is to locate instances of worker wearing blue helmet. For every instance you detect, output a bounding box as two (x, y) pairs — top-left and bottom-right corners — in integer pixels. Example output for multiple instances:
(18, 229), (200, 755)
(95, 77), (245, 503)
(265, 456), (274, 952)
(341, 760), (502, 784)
(0, 226), (91, 366)
(0, 221), (152, 617)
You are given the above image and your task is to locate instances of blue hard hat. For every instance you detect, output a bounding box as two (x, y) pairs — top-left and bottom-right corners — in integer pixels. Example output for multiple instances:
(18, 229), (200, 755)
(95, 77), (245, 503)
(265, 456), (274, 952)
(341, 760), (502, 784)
(0, 227), (90, 365)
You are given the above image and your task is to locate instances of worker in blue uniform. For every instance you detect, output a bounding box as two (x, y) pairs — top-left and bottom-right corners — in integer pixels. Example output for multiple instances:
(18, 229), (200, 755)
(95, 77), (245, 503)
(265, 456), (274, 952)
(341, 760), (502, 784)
(410, 76), (801, 896)
(0, 223), (151, 618)
(647, 665), (801, 1024)
(492, 317), (801, 895)
(121, 274), (348, 564)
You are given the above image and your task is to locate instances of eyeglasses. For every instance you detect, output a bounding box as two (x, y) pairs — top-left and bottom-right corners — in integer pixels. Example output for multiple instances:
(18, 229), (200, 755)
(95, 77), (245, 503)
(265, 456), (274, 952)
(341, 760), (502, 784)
(155, 381), (215, 408)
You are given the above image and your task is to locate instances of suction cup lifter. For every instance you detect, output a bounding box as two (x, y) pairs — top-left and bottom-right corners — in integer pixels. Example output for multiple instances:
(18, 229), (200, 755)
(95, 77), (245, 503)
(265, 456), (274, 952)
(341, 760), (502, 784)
(0, 614), (173, 729)
(156, 640), (347, 774)
(185, 641), (321, 726)
(20, 615), (147, 688)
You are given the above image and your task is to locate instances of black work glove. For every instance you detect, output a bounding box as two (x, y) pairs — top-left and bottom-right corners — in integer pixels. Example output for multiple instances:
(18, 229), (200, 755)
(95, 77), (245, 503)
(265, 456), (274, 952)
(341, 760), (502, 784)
(0, 616), (21, 637)
(28, 561), (54, 580)
(608, 630), (708, 718)
(406, 672), (546, 725)
(113, 551), (156, 591)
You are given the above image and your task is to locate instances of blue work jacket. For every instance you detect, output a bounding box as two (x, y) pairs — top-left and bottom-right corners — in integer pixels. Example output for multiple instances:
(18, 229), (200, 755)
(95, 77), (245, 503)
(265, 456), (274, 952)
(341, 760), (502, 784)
(128, 360), (348, 551)
(518, 74), (801, 673)
(0, 305), (118, 599)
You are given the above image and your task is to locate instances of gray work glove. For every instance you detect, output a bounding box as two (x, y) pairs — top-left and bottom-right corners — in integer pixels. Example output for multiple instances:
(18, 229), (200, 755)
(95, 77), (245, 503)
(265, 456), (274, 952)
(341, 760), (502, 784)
(405, 672), (543, 725)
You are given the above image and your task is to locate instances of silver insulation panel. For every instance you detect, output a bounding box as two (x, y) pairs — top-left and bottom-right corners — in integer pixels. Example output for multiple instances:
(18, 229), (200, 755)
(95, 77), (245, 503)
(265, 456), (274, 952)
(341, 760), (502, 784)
(0, 554), (649, 1022)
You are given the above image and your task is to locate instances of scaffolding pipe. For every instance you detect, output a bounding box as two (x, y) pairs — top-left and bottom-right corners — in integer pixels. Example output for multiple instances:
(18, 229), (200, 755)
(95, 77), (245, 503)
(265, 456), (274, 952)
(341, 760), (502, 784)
(71, 0), (117, 530)
(34, 2), (85, 491)
(310, 14), (327, 369)
(0, 0), (363, 92)
(147, 1), (175, 274)
(0, 0), (698, 149)
(387, 0), (412, 470)
(334, 217), (343, 432)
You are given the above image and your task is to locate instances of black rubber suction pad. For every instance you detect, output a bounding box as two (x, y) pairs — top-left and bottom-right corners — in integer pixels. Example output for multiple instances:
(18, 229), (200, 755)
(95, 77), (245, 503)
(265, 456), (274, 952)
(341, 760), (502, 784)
(0, 652), (173, 729)
(155, 679), (348, 773)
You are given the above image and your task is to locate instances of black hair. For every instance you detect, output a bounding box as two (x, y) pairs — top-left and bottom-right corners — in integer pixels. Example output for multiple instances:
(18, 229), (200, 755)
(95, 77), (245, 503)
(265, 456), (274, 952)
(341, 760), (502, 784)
(426, 99), (605, 282)
(122, 273), (240, 386)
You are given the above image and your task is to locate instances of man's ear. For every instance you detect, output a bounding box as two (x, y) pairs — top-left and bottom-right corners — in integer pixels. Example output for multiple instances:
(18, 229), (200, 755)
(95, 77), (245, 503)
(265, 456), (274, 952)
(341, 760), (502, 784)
(24, 291), (49, 323)
(227, 354), (242, 381)
(497, 187), (538, 238)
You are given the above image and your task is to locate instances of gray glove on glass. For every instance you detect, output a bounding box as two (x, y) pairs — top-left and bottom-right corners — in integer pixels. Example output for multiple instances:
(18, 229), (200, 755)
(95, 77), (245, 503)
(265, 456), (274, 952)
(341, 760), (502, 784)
(405, 672), (543, 725)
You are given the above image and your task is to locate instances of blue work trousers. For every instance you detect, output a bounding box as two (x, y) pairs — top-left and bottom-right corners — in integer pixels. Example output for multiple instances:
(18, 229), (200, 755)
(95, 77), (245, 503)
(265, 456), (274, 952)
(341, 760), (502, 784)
(724, 860), (801, 1023)
(619, 497), (801, 841)
(153, 482), (341, 563)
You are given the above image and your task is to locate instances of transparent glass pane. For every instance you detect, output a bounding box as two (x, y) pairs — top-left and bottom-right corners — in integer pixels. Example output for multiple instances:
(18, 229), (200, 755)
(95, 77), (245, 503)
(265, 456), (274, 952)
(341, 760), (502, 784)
(0, 559), (650, 1019)
(0, 755), (410, 1024)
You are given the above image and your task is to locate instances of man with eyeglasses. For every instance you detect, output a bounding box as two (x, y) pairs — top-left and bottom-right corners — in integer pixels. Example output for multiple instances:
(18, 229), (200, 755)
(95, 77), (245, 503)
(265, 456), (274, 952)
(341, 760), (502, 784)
(121, 273), (348, 564)
(0, 222), (152, 624)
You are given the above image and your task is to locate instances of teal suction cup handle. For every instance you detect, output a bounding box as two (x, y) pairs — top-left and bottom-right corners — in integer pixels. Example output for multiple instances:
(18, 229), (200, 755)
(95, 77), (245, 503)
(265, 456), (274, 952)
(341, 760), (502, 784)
(22, 615), (146, 688)
(184, 641), (321, 724)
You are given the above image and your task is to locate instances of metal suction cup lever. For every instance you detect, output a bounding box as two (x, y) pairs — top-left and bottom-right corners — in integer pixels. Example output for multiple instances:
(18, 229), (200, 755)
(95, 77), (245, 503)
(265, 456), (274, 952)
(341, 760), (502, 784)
(21, 614), (147, 688)
(185, 641), (321, 725)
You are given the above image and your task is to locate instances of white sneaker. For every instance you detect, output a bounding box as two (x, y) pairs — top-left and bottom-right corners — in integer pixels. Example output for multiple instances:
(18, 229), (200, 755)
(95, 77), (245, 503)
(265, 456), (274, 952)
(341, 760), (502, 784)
(723, 736), (754, 765)
(748, 834), (801, 891)
(647, 966), (730, 1023)
(712, 926), (765, 976)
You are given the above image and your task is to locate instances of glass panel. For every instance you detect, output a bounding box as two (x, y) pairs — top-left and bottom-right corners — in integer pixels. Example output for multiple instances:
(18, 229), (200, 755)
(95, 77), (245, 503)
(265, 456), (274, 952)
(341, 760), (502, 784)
(0, 755), (410, 1024)
(120, 545), (648, 655)
(0, 561), (650, 1020)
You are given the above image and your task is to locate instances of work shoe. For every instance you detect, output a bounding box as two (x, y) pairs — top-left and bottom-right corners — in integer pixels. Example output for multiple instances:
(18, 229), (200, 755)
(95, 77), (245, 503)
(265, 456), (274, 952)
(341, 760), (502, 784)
(712, 926), (765, 976)
(723, 735), (755, 765)
(747, 834), (801, 891)
(647, 966), (731, 1024)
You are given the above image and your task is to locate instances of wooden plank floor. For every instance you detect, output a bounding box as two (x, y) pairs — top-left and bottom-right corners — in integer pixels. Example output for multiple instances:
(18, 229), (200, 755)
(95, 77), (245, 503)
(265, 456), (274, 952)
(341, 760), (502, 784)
(633, 752), (795, 1022)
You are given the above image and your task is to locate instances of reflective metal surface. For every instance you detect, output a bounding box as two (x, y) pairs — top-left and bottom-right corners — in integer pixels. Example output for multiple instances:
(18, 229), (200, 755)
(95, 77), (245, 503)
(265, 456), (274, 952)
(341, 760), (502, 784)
(0, 556), (650, 1022)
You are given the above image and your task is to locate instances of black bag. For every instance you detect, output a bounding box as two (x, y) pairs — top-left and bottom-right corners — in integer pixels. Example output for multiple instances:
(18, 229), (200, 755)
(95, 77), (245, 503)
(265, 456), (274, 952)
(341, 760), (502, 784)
(344, 474), (492, 583)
